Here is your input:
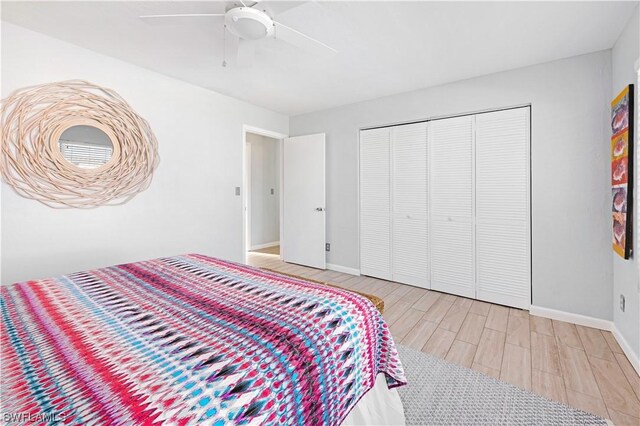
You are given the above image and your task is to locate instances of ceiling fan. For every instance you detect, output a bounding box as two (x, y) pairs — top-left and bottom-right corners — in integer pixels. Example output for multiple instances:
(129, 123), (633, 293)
(140, 1), (337, 67)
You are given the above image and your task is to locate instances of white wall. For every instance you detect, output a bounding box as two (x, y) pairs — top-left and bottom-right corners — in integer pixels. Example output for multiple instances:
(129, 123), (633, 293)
(247, 133), (280, 247)
(291, 50), (613, 320)
(611, 6), (640, 362)
(1, 23), (288, 285)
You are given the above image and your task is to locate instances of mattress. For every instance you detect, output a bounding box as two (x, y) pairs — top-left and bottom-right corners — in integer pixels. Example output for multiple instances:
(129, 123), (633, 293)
(1, 254), (406, 425)
(342, 373), (405, 425)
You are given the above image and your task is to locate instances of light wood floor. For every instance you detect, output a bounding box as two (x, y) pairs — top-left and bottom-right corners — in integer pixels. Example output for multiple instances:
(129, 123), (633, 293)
(247, 251), (640, 425)
(250, 245), (280, 255)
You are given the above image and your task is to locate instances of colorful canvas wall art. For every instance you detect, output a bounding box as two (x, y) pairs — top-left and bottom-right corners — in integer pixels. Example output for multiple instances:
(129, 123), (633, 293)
(611, 84), (635, 259)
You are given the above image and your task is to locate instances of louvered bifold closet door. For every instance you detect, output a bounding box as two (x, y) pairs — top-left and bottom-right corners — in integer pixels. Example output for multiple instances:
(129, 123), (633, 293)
(360, 128), (392, 280)
(476, 108), (531, 309)
(429, 115), (475, 298)
(392, 122), (429, 287)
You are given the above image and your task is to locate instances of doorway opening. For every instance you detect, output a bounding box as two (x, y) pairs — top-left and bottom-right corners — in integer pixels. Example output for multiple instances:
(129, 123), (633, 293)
(243, 126), (286, 263)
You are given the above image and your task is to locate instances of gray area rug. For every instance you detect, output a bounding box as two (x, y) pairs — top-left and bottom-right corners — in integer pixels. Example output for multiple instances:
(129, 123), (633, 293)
(396, 345), (608, 425)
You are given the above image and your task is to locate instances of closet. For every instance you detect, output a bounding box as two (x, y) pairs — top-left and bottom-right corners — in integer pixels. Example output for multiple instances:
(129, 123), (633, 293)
(359, 107), (530, 309)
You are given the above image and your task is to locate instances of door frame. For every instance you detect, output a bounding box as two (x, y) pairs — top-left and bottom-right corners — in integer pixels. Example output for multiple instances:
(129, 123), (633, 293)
(245, 142), (252, 251)
(242, 125), (288, 264)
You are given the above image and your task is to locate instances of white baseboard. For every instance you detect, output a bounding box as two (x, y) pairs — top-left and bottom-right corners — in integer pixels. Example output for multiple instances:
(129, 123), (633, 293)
(530, 305), (640, 375)
(529, 305), (612, 331)
(326, 263), (360, 276)
(611, 324), (640, 376)
(249, 241), (279, 251)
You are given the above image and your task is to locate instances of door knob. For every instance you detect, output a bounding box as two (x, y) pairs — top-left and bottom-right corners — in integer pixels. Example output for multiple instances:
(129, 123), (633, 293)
(315, 207), (324, 211)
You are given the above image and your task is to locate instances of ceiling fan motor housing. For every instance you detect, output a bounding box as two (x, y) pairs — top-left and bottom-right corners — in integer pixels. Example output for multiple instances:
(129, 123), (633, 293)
(225, 7), (274, 40)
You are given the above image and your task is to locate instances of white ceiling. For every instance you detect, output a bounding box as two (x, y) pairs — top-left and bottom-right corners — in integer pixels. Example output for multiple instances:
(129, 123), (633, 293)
(2, 1), (637, 115)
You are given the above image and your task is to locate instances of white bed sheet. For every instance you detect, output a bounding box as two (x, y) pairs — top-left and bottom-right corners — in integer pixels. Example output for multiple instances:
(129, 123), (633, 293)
(341, 373), (406, 426)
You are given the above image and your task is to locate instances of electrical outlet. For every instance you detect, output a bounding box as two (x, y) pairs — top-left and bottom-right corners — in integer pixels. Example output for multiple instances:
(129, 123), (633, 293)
(325, 243), (330, 252)
(270, 188), (275, 195)
(235, 187), (241, 196)
(620, 294), (626, 312)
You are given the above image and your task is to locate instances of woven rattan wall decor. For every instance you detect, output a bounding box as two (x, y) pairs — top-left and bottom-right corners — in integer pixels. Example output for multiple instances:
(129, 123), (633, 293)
(0, 80), (159, 208)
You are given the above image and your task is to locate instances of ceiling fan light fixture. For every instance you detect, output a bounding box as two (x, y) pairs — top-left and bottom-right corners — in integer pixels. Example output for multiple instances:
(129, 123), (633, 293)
(225, 7), (273, 40)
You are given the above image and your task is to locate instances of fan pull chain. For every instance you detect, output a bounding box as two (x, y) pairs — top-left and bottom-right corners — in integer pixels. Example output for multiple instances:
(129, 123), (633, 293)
(222, 24), (227, 67)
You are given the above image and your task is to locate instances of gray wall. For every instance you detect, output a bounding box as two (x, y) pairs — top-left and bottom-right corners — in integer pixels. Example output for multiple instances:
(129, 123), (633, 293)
(611, 6), (639, 361)
(1, 23), (288, 285)
(247, 133), (280, 247)
(291, 50), (613, 320)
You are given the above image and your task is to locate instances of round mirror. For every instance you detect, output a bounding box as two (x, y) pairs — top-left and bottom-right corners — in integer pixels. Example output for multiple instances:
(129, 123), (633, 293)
(57, 125), (114, 169)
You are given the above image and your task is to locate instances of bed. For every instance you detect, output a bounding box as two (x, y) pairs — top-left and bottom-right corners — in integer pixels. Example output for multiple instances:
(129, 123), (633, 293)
(1, 254), (406, 425)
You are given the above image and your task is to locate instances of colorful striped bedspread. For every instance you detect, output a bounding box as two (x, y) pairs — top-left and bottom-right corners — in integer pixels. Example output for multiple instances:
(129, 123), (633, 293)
(1, 254), (405, 425)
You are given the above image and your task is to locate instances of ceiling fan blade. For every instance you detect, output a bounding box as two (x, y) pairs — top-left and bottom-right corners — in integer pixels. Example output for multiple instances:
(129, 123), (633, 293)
(273, 21), (337, 56)
(139, 14), (224, 19)
(255, 1), (304, 17)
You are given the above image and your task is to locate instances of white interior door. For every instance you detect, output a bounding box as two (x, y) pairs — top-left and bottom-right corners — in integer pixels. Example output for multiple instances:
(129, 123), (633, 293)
(429, 115), (476, 298)
(282, 133), (326, 269)
(392, 122), (429, 287)
(475, 107), (531, 309)
(360, 128), (392, 280)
